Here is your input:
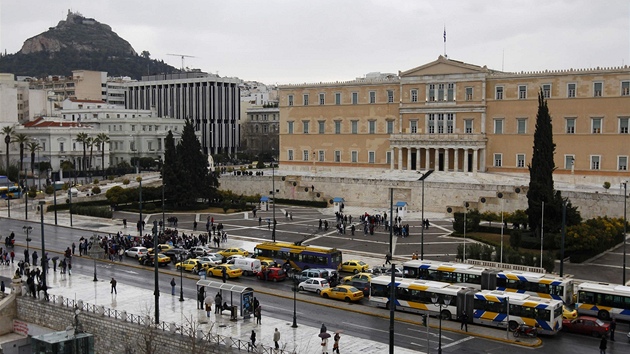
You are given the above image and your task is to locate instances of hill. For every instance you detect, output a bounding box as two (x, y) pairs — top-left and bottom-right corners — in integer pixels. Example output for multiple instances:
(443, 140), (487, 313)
(0, 10), (178, 79)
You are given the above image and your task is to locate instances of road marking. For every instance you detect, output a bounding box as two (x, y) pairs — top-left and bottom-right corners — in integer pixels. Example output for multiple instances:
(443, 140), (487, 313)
(341, 322), (433, 341)
(407, 328), (453, 341)
(440, 336), (473, 349)
(263, 304), (304, 315)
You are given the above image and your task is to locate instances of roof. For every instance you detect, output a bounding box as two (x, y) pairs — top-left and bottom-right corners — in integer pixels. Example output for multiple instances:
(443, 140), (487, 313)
(68, 98), (106, 104)
(395, 201), (408, 207)
(332, 197), (345, 203)
(22, 117), (86, 128)
(196, 279), (253, 294)
(260, 196), (269, 202)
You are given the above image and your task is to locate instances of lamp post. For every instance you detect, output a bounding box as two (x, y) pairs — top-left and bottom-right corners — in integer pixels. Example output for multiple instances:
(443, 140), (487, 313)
(48, 168), (57, 225)
(89, 235), (98, 281)
(541, 201), (545, 269)
(23, 225), (32, 254)
(24, 168), (28, 220)
(418, 170), (434, 260)
(291, 275), (298, 328)
(622, 181), (628, 284)
(7, 198), (10, 218)
(463, 202), (469, 262)
(431, 294), (452, 354)
(69, 182), (73, 227)
(498, 192), (504, 264)
(39, 200), (47, 289)
(179, 255), (185, 302)
(271, 149), (276, 242)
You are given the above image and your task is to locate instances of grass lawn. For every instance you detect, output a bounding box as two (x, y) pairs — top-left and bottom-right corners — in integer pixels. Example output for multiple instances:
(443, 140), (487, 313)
(455, 231), (542, 256)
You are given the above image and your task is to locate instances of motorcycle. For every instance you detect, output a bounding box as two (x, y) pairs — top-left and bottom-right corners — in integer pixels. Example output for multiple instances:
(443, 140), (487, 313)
(512, 323), (539, 338)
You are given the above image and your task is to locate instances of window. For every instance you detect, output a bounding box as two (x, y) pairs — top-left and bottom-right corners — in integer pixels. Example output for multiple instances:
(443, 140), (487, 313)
(411, 89), (418, 102)
(465, 87), (473, 101)
(542, 84), (551, 98)
(446, 114), (454, 133)
(288, 95), (294, 106)
(516, 154), (526, 168)
(351, 151), (358, 163)
(565, 155), (575, 170)
(288, 150), (294, 161)
(368, 121), (376, 134)
(619, 117), (629, 134)
(318, 151), (325, 162)
(59, 142), (65, 152)
(288, 121), (294, 134)
(428, 84), (435, 101)
(386, 121), (394, 134)
(410, 120), (418, 134)
(447, 83), (454, 101)
(351, 121), (358, 134)
(494, 119), (504, 134)
(437, 114), (444, 133)
(590, 155), (600, 170)
(319, 93), (325, 105)
(335, 92), (341, 105)
(303, 150), (309, 161)
(593, 82), (603, 97)
(568, 83), (576, 98)
(334, 150), (341, 162)
(428, 114), (435, 134)
(494, 153), (502, 167)
(303, 94), (309, 106)
(517, 118), (527, 134)
(619, 156), (628, 171)
(334, 121), (341, 134)
(437, 84), (445, 101)
(464, 119), (473, 134)
(622, 81), (630, 96)
(566, 118), (576, 134)
(352, 92), (358, 104)
(131, 125), (136, 131)
(368, 151), (375, 164)
(495, 86), (504, 100)
(303, 121), (310, 134)
(518, 85), (527, 99)
(318, 121), (325, 134)
(386, 151), (391, 164)
(591, 118), (602, 134)
(387, 90), (394, 103)
(369, 91), (376, 104)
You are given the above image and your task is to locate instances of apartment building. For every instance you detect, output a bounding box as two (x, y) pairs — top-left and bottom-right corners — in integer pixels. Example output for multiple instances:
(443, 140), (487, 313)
(279, 56), (630, 176)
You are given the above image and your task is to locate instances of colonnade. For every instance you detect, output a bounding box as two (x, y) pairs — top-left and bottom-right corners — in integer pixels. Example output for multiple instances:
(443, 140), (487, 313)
(391, 146), (484, 173)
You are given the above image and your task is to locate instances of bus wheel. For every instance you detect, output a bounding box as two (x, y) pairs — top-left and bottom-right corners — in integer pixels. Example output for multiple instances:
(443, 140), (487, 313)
(440, 310), (451, 320)
(385, 301), (391, 310)
(597, 310), (610, 321)
(508, 321), (519, 331)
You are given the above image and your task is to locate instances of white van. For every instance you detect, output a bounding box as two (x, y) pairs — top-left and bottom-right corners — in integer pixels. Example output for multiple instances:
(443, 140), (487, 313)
(232, 258), (261, 276)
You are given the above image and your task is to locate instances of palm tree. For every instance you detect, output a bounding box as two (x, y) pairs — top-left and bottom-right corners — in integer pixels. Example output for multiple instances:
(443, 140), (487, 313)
(27, 141), (42, 189)
(60, 160), (75, 184)
(75, 132), (89, 177)
(94, 132), (110, 179)
(87, 137), (94, 176)
(2, 125), (14, 171)
(13, 133), (30, 178)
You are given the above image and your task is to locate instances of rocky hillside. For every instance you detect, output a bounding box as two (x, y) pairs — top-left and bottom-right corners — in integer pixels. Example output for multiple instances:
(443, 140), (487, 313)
(0, 10), (177, 79)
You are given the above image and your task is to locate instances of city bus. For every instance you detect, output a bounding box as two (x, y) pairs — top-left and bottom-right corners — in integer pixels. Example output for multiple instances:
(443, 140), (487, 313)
(370, 276), (563, 335)
(253, 241), (343, 271)
(576, 282), (630, 321)
(0, 186), (23, 199)
(402, 259), (574, 304)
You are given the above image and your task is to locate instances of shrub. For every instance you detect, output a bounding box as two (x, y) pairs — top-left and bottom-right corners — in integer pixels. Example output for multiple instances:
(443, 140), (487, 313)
(144, 202), (156, 211)
(123, 179), (130, 185)
(136, 176), (142, 183)
(93, 178), (100, 184)
(45, 185), (54, 195)
(603, 181), (611, 190)
(256, 160), (265, 169)
(92, 186), (101, 194)
(108, 175), (115, 181)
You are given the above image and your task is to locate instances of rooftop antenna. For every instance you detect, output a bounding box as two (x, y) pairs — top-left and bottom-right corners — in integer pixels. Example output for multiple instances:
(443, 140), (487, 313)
(166, 53), (196, 72)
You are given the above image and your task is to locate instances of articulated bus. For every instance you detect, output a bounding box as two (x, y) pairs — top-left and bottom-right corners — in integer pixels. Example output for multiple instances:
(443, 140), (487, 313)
(253, 242), (342, 271)
(576, 282), (630, 321)
(402, 259), (574, 304)
(370, 276), (563, 335)
(0, 186), (23, 199)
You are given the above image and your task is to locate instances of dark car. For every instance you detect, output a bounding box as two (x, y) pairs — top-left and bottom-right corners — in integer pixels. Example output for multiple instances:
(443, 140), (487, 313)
(255, 267), (287, 282)
(139, 253), (171, 267)
(163, 248), (190, 261)
(562, 316), (610, 337)
(345, 280), (370, 296)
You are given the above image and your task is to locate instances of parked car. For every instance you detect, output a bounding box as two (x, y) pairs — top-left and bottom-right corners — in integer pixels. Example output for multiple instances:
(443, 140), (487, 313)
(320, 285), (364, 302)
(163, 248), (191, 261)
(340, 260), (369, 274)
(231, 258), (262, 275)
(125, 247), (148, 259)
(190, 246), (212, 257)
(298, 278), (330, 294)
(562, 305), (578, 319)
(207, 264), (243, 279)
(256, 267), (287, 282)
(139, 253), (171, 267)
(197, 255), (222, 266)
(225, 255), (247, 264)
(206, 253), (225, 263)
(147, 244), (174, 254)
(342, 272), (373, 284)
(562, 316), (610, 337)
(294, 269), (330, 283)
(218, 248), (249, 258)
(175, 259), (208, 272)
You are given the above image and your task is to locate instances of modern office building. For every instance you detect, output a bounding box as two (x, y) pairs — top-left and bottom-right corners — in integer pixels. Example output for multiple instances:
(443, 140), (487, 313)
(125, 72), (241, 156)
(278, 56), (630, 177)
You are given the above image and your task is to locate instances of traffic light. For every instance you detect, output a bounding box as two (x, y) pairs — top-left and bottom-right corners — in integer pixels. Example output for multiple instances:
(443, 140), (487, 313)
(421, 314), (427, 327)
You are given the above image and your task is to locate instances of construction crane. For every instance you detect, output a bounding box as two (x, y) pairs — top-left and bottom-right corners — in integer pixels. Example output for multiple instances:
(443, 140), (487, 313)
(166, 53), (196, 72)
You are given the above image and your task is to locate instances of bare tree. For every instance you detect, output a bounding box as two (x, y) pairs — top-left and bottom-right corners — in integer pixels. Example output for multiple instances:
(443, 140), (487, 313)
(181, 315), (219, 354)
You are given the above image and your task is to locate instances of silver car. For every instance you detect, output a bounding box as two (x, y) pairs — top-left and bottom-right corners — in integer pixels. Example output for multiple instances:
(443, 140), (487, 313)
(298, 277), (330, 294)
(125, 247), (148, 259)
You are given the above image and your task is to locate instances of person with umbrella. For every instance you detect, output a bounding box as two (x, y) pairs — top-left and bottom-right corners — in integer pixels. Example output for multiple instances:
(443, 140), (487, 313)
(319, 331), (331, 354)
(333, 331), (342, 354)
(51, 256), (59, 272)
(204, 295), (213, 317)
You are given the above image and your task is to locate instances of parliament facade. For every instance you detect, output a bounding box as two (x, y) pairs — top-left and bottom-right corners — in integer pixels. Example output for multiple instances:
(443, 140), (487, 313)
(278, 56), (630, 177)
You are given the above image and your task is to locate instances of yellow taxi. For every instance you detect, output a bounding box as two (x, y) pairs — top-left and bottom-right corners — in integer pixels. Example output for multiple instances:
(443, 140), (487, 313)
(563, 305), (578, 319)
(147, 244), (174, 254)
(175, 259), (208, 272)
(260, 259), (276, 268)
(320, 285), (364, 302)
(340, 260), (369, 274)
(218, 248), (250, 258)
(139, 253), (171, 267)
(207, 264), (243, 279)
(342, 272), (373, 284)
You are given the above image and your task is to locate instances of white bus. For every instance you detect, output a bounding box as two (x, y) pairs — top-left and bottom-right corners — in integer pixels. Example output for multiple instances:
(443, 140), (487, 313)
(576, 282), (630, 321)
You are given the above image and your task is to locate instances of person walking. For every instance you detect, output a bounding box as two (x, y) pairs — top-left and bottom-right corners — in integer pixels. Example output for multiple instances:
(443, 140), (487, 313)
(333, 332), (341, 354)
(197, 287), (206, 309)
(24, 249), (29, 265)
(215, 292), (223, 314)
(460, 311), (468, 332)
(599, 334), (607, 354)
(609, 318), (616, 341)
(248, 330), (257, 352)
(110, 277), (117, 294)
(321, 337), (329, 354)
(204, 296), (213, 317)
(255, 304), (262, 324)
(32, 251), (38, 269)
(273, 328), (281, 349)
(385, 252), (392, 265)
(170, 278), (176, 295)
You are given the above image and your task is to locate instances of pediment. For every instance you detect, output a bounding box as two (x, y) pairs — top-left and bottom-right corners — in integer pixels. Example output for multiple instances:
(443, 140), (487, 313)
(401, 56), (489, 77)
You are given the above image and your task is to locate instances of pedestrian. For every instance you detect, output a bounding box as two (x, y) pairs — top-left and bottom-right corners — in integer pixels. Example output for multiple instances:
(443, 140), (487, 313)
(321, 337), (329, 354)
(32, 251), (38, 268)
(10, 250), (14, 263)
(248, 330), (257, 352)
(215, 292), (223, 314)
(170, 278), (176, 295)
(460, 311), (468, 332)
(198, 287), (205, 309)
(72, 242), (76, 255)
(222, 267), (227, 283)
(0, 280), (5, 294)
(258, 216), (262, 226)
(204, 296), (213, 317)
(609, 318), (616, 341)
(320, 323), (327, 333)
(67, 259), (72, 275)
(52, 257), (58, 272)
(385, 252), (392, 265)
(255, 304), (262, 324)
(110, 277), (117, 294)
(599, 334), (607, 354)
(24, 249), (29, 265)
(273, 328), (280, 349)
(333, 332), (340, 354)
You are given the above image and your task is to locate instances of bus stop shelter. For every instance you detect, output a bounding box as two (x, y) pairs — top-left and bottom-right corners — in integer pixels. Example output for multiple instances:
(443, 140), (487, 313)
(196, 280), (254, 321)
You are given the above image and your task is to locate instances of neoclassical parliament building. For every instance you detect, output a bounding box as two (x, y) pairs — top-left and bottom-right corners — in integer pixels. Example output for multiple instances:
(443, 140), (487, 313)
(278, 56), (630, 177)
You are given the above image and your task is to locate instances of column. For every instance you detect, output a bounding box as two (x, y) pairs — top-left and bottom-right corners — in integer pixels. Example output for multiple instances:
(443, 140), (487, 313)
(407, 148), (412, 171)
(473, 149), (479, 174)
(390, 148), (395, 170)
(434, 149), (440, 171)
(425, 148), (430, 170)
(416, 147), (421, 171)
(398, 148), (403, 171)
(479, 148), (486, 172)
(463, 149), (469, 173)
(444, 148), (450, 172)
(454, 148), (459, 172)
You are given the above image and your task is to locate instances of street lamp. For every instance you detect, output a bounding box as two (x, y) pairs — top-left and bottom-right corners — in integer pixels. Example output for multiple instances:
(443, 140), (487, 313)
(431, 294), (452, 354)
(291, 275), (298, 328)
(463, 202), (469, 262)
(23, 225), (32, 254)
(88, 235), (98, 281)
(48, 168), (57, 225)
(622, 181), (628, 284)
(179, 255), (185, 302)
(498, 192), (504, 264)
(271, 149), (276, 242)
(39, 200), (47, 289)
(24, 168), (28, 220)
(418, 170), (434, 260)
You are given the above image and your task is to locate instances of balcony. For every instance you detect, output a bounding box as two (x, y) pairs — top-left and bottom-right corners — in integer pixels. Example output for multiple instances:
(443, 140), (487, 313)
(389, 133), (487, 148)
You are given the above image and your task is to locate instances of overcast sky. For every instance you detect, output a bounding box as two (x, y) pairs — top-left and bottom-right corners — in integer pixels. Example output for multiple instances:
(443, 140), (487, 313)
(1, 0), (629, 84)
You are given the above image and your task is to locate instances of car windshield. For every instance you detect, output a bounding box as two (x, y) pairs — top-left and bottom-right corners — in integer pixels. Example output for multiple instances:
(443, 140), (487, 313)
(358, 261), (366, 266)
(595, 319), (605, 326)
(347, 287), (359, 292)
